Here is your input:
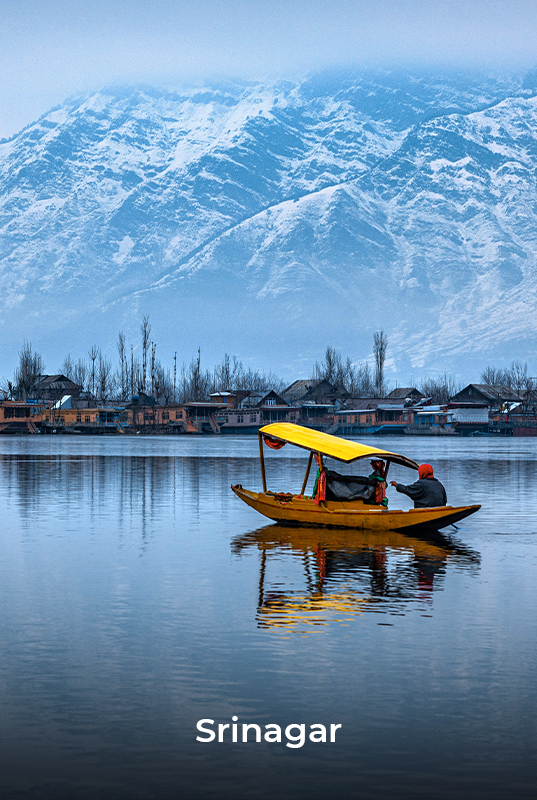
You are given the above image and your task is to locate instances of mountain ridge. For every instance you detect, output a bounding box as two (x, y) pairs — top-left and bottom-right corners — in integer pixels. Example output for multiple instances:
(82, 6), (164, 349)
(1, 68), (536, 382)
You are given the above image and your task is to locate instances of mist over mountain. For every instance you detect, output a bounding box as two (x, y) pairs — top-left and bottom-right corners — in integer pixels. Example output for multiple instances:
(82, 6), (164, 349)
(1, 67), (536, 384)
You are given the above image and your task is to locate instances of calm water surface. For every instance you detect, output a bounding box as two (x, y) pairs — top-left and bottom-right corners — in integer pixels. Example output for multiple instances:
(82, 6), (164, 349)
(0, 434), (536, 799)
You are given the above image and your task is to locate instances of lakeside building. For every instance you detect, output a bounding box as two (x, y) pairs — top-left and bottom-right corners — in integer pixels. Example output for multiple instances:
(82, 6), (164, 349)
(331, 392), (427, 435)
(283, 378), (349, 407)
(447, 384), (535, 435)
(0, 400), (46, 433)
(220, 391), (300, 433)
(490, 403), (537, 436)
(386, 387), (425, 403)
(16, 374), (84, 403)
(2, 380), (537, 436)
(39, 405), (130, 433)
(446, 403), (490, 435)
(450, 384), (525, 405)
(332, 403), (414, 435)
(404, 406), (456, 435)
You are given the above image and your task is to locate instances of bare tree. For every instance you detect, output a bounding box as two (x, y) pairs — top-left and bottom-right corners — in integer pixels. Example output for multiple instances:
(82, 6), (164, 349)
(97, 353), (113, 404)
(117, 332), (127, 400)
(214, 353), (232, 390)
(312, 346), (349, 388)
(420, 373), (460, 404)
(209, 352), (285, 397)
(88, 346), (99, 399)
(154, 361), (174, 403)
(150, 342), (156, 395)
(523, 371), (536, 398)
(481, 365), (502, 385)
(480, 365), (512, 387)
(510, 361), (529, 395)
(480, 362), (533, 397)
(373, 329), (388, 397)
(313, 346), (341, 384)
(141, 316), (151, 393)
(189, 348), (204, 400)
(61, 353), (74, 380)
(213, 353), (243, 390)
(350, 362), (375, 397)
(14, 341), (44, 400)
(312, 346), (375, 396)
(73, 359), (87, 392)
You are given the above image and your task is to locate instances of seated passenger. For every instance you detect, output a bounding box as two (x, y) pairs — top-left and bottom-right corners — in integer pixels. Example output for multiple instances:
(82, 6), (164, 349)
(312, 453), (327, 505)
(389, 463), (447, 508)
(369, 459), (388, 507)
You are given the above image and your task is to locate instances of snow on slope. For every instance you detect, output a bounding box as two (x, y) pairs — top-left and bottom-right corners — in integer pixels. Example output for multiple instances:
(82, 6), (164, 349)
(0, 69), (534, 380)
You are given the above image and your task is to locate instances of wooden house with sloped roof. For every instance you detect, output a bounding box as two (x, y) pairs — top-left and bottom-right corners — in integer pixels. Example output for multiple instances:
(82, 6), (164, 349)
(386, 387), (424, 403)
(283, 378), (349, 405)
(21, 374), (83, 403)
(219, 390), (299, 432)
(449, 384), (524, 406)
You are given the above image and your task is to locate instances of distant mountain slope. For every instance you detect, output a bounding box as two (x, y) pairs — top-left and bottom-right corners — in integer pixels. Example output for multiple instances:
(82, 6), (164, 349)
(0, 68), (534, 381)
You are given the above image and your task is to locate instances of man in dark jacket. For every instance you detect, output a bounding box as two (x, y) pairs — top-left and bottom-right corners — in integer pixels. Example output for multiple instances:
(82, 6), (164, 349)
(389, 463), (447, 508)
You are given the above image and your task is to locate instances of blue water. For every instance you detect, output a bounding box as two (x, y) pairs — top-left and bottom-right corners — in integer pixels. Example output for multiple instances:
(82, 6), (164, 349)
(0, 434), (536, 799)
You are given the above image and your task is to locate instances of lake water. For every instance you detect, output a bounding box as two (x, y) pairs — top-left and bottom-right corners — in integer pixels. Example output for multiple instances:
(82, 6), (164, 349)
(0, 434), (536, 800)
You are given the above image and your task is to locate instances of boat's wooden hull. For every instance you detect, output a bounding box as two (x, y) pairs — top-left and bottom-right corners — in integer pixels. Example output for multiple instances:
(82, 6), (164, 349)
(231, 484), (480, 532)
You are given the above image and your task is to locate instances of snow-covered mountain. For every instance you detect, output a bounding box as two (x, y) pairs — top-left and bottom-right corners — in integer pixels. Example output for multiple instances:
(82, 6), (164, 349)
(1, 68), (536, 382)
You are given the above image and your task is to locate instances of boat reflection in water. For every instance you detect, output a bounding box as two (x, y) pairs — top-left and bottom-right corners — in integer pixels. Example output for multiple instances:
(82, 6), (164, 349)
(232, 525), (480, 631)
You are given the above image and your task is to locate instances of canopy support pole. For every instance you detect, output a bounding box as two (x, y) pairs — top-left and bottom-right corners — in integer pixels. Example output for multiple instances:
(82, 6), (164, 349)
(301, 451), (313, 496)
(384, 459), (391, 480)
(258, 431), (267, 493)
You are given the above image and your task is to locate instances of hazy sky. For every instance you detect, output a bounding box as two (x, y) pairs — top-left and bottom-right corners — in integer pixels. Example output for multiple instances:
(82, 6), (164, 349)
(1, 0), (537, 138)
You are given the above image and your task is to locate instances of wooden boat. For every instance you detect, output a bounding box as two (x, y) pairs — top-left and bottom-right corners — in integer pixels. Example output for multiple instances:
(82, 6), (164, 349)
(231, 423), (480, 533)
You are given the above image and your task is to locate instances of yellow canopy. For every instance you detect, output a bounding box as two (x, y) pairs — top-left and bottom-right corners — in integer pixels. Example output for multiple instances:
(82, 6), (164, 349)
(260, 423), (419, 470)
